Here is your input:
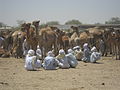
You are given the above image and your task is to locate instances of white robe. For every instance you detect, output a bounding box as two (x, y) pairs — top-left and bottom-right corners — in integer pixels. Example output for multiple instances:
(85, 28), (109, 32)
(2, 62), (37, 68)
(90, 52), (101, 63)
(24, 55), (41, 70)
(43, 56), (59, 70)
(57, 55), (70, 69)
(66, 53), (78, 68)
(36, 49), (42, 59)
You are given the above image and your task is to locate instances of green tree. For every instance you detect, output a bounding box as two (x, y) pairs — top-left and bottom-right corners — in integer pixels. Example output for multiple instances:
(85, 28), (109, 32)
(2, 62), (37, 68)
(39, 23), (47, 29)
(0, 22), (6, 27)
(105, 17), (120, 24)
(46, 21), (60, 25)
(65, 19), (82, 25)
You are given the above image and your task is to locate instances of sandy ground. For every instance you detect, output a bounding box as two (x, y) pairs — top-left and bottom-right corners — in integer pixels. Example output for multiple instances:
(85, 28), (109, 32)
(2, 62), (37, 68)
(0, 57), (120, 90)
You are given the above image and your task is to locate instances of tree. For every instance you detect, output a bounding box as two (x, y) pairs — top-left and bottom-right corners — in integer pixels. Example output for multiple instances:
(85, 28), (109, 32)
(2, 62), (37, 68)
(105, 17), (120, 24)
(46, 21), (60, 25)
(0, 22), (6, 27)
(39, 23), (47, 29)
(65, 19), (82, 25)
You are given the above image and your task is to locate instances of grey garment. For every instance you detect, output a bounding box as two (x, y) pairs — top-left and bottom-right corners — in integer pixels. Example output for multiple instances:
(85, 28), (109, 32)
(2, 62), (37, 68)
(22, 40), (30, 52)
(90, 52), (101, 63)
(82, 48), (91, 62)
(66, 53), (78, 68)
(57, 56), (70, 69)
(99, 40), (105, 55)
(43, 56), (59, 70)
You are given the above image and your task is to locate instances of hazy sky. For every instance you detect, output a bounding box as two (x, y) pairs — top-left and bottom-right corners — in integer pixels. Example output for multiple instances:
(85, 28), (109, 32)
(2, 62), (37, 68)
(0, 0), (120, 26)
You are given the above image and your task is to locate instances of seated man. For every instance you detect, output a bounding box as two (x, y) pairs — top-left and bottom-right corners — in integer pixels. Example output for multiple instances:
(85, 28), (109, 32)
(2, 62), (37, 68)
(56, 49), (70, 69)
(42, 51), (59, 70)
(24, 49), (42, 71)
(73, 46), (83, 61)
(66, 49), (78, 68)
(82, 43), (91, 62)
(36, 45), (42, 60)
(90, 46), (102, 63)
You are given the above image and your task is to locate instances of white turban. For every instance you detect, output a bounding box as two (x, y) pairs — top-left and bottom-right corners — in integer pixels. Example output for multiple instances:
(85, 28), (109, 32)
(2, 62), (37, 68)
(47, 51), (54, 56)
(91, 46), (97, 52)
(37, 45), (40, 49)
(68, 49), (74, 54)
(83, 43), (88, 49)
(28, 49), (35, 56)
(73, 47), (77, 50)
(59, 49), (65, 54)
(76, 46), (80, 49)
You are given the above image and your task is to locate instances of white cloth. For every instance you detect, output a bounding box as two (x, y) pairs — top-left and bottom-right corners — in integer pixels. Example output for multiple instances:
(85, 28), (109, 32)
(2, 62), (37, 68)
(56, 55), (70, 69)
(24, 49), (41, 70)
(36, 48), (42, 59)
(91, 46), (97, 52)
(22, 39), (29, 56)
(59, 49), (65, 54)
(43, 56), (59, 70)
(66, 53), (78, 68)
(90, 52), (101, 63)
(28, 49), (35, 56)
(82, 43), (91, 62)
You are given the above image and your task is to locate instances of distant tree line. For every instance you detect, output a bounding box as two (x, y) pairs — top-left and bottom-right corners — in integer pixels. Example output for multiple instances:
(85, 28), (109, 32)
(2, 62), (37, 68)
(1, 17), (120, 29)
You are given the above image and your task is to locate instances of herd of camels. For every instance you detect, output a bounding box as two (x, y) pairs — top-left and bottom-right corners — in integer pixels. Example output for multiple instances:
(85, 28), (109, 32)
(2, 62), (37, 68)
(0, 20), (120, 60)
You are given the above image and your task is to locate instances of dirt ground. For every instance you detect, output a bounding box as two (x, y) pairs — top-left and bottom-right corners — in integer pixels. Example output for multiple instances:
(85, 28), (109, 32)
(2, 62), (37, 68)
(0, 57), (120, 90)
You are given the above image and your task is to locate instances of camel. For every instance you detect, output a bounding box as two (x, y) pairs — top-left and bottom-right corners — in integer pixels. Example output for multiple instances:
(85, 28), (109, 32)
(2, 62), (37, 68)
(24, 21), (40, 51)
(38, 26), (58, 56)
(61, 34), (70, 52)
(87, 27), (104, 49)
(102, 28), (120, 59)
(79, 31), (91, 48)
(69, 32), (79, 48)
(52, 28), (70, 51)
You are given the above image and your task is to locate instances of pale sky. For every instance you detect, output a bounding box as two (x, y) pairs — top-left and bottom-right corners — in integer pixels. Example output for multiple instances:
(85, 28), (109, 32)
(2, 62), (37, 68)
(0, 0), (120, 26)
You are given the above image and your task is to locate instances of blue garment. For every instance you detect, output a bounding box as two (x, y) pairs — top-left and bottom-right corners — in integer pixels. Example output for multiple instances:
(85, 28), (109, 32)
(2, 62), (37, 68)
(90, 52), (101, 63)
(66, 53), (78, 68)
(43, 56), (59, 70)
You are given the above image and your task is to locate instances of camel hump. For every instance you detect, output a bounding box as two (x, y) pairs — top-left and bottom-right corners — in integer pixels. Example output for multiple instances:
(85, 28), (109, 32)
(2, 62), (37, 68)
(79, 32), (88, 39)
(62, 36), (69, 41)
(70, 32), (78, 40)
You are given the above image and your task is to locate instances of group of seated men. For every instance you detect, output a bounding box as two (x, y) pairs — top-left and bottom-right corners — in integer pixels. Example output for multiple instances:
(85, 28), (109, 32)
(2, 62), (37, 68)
(24, 43), (102, 71)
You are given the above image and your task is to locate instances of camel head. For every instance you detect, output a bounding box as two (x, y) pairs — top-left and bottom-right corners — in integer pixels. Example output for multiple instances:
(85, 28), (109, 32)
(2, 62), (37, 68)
(32, 20), (40, 28)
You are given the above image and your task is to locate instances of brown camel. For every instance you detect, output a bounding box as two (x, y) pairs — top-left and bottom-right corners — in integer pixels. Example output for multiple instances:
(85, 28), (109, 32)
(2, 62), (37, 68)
(24, 21), (40, 51)
(87, 27), (104, 50)
(69, 32), (79, 48)
(79, 31), (91, 48)
(38, 26), (58, 56)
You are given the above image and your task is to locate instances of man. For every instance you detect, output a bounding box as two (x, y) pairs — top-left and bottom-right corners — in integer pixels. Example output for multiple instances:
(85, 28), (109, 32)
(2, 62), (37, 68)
(24, 49), (41, 71)
(82, 43), (91, 62)
(42, 51), (59, 70)
(23, 39), (30, 57)
(56, 49), (70, 69)
(36, 45), (42, 60)
(99, 39), (105, 56)
(66, 49), (78, 68)
(73, 46), (83, 61)
(90, 46), (102, 63)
